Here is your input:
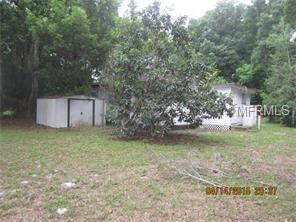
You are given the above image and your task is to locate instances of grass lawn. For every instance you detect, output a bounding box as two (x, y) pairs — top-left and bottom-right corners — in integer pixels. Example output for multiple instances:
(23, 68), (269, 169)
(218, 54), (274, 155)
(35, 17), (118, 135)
(0, 120), (295, 221)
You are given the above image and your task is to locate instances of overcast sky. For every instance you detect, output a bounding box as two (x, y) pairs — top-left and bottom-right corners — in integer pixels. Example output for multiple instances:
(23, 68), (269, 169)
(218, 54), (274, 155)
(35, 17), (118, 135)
(119, 0), (252, 19)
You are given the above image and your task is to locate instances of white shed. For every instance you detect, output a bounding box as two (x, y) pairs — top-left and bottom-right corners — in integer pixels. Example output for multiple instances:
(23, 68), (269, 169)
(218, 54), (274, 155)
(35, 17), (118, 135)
(202, 83), (257, 130)
(36, 95), (106, 128)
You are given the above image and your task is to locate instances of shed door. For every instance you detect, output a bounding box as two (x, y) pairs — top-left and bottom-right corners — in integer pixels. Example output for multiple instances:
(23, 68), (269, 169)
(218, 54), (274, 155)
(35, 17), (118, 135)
(69, 100), (94, 127)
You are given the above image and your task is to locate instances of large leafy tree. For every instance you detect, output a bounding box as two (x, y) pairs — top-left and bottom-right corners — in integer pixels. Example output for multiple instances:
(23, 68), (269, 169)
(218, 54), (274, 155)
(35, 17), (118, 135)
(102, 2), (233, 137)
(236, 0), (296, 110)
(188, 1), (247, 82)
(189, 0), (296, 120)
(243, 0), (284, 89)
(262, 20), (296, 126)
(0, 0), (118, 117)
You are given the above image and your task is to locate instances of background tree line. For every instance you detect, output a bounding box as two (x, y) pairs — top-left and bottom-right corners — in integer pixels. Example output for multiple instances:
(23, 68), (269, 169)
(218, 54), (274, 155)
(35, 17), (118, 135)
(1, 0), (295, 126)
(1, 0), (118, 117)
(189, 0), (296, 125)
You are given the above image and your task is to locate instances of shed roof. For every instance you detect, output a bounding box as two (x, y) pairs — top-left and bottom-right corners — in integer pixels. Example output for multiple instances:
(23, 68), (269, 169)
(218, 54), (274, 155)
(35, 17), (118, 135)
(38, 95), (98, 100)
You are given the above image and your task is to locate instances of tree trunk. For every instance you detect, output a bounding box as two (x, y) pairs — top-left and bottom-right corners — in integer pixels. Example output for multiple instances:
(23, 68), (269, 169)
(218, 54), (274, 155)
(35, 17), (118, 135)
(26, 41), (39, 118)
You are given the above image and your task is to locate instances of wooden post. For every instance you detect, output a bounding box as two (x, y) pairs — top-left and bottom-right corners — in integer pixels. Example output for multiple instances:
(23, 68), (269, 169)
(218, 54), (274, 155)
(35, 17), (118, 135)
(292, 107), (295, 127)
(257, 113), (261, 130)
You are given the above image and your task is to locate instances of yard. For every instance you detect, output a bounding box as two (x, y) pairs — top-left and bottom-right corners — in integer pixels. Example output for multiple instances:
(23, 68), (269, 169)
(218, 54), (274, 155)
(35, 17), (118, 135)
(0, 120), (295, 221)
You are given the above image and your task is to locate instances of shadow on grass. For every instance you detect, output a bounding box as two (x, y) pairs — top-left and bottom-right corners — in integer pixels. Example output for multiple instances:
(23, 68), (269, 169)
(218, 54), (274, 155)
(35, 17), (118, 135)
(1, 119), (231, 147)
(112, 130), (229, 146)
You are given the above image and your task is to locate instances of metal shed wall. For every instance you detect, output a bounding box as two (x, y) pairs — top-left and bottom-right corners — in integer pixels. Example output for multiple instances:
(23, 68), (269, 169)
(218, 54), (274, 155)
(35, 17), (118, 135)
(36, 98), (68, 128)
(36, 97), (106, 128)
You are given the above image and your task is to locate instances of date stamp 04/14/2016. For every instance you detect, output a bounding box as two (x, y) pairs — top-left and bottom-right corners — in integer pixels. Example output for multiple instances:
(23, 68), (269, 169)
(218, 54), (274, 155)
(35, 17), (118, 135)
(205, 186), (277, 196)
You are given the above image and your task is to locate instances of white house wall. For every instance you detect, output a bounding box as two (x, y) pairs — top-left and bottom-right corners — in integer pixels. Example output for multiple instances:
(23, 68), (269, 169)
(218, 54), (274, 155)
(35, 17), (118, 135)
(230, 88), (253, 126)
(172, 85), (256, 129)
(202, 88), (232, 127)
(202, 112), (232, 126)
(242, 105), (257, 127)
(245, 96), (251, 106)
(230, 88), (244, 125)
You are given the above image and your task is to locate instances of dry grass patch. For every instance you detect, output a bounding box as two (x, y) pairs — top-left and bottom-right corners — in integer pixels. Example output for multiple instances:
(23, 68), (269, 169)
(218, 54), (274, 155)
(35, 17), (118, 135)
(0, 120), (295, 221)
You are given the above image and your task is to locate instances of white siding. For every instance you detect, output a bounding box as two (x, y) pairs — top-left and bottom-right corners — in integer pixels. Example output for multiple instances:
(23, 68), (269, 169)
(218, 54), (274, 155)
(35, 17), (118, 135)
(242, 105), (257, 127)
(245, 96), (251, 105)
(202, 88), (232, 127)
(230, 88), (253, 125)
(172, 84), (256, 129)
(173, 105), (189, 126)
(202, 112), (231, 126)
(230, 88), (244, 125)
